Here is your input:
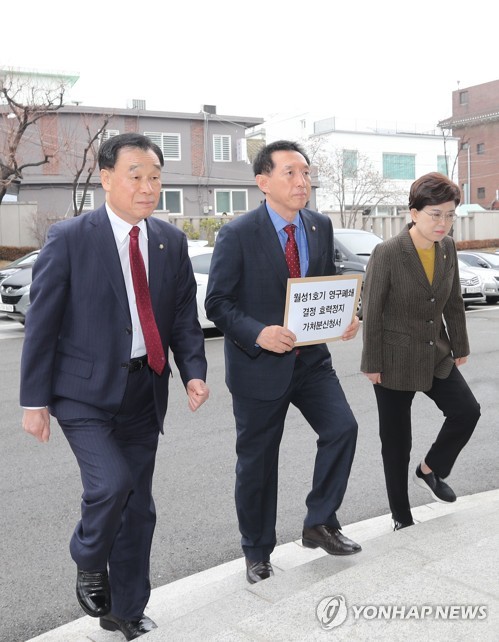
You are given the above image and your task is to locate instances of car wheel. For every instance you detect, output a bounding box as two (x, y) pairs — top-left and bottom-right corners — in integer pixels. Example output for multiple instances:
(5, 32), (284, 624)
(356, 292), (363, 320)
(486, 296), (499, 305)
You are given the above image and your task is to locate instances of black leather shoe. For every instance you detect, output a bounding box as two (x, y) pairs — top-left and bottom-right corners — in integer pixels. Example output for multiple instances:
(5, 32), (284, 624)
(100, 613), (158, 640)
(245, 558), (274, 584)
(302, 525), (362, 555)
(413, 464), (456, 503)
(76, 568), (110, 617)
(393, 519), (414, 531)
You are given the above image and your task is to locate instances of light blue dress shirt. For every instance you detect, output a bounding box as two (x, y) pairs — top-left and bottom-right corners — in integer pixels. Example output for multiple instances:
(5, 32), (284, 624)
(266, 204), (309, 277)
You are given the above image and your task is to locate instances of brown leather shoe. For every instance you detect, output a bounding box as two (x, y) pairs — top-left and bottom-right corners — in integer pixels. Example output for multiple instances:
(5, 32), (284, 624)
(100, 613), (157, 640)
(245, 558), (274, 584)
(76, 568), (111, 617)
(302, 525), (362, 555)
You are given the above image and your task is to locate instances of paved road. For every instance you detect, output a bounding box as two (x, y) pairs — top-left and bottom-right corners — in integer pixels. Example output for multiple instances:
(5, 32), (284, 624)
(1, 307), (498, 641)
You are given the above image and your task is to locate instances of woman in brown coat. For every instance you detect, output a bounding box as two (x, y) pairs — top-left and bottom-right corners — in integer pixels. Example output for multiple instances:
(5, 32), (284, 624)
(361, 173), (480, 530)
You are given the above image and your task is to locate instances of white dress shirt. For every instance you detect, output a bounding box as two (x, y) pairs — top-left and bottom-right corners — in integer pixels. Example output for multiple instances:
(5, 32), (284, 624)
(106, 205), (148, 358)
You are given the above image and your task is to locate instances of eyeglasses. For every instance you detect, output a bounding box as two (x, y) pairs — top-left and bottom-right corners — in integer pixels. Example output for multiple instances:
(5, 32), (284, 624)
(422, 209), (457, 223)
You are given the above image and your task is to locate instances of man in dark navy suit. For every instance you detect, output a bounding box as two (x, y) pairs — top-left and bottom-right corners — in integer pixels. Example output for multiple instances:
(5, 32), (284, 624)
(21, 133), (209, 640)
(206, 140), (361, 585)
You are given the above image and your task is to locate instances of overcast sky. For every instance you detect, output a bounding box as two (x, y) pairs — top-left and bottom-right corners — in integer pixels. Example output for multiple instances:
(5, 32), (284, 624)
(2, 0), (496, 128)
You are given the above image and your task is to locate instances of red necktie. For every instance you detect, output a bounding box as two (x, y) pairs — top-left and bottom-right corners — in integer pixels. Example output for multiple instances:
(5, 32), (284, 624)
(284, 224), (301, 278)
(129, 226), (166, 375)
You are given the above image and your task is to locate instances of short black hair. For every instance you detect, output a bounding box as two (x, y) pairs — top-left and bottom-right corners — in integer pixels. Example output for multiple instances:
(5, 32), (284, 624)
(98, 133), (164, 170)
(253, 140), (310, 176)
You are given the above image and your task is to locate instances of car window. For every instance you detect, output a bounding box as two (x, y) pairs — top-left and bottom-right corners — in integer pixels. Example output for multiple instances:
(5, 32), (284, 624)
(17, 252), (39, 266)
(478, 253), (499, 268)
(190, 253), (212, 275)
(459, 254), (481, 267)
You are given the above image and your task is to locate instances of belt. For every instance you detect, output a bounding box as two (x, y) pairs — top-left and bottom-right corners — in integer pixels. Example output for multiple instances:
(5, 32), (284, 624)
(127, 355), (148, 372)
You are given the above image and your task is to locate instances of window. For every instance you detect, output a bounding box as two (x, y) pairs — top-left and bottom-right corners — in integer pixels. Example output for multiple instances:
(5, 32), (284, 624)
(342, 150), (358, 177)
(477, 187), (485, 199)
(213, 135), (231, 162)
(157, 189), (183, 214)
(75, 190), (94, 210)
(382, 154), (415, 180)
(477, 143), (485, 155)
(144, 132), (181, 161)
(437, 155), (451, 175)
(459, 91), (468, 105)
(214, 189), (247, 214)
(99, 129), (119, 144)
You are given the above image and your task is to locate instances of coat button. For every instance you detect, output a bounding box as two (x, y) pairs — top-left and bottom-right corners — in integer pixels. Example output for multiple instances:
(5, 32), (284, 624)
(429, 341), (434, 346)
(125, 327), (132, 335)
(428, 320), (434, 324)
(429, 297), (435, 303)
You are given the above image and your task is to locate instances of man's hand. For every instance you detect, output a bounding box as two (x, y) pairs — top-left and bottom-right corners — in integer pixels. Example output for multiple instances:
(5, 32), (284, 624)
(186, 379), (210, 412)
(22, 408), (51, 443)
(256, 326), (297, 353)
(455, 357), (468, 367)
(341, 315), (360, 341)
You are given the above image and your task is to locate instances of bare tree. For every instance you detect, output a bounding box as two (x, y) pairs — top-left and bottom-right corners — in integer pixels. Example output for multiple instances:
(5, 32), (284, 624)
(306, 137), (404, 229)
(0, 70), (68, 205)
(60, 115), (111, 216)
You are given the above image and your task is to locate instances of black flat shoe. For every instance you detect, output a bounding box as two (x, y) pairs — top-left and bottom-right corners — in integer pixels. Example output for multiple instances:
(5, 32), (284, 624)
(76, 568), (110, 617)
(302, 525), (362, 555)
(245, 558), (274, 584)
(413, 464), (456, 503)
(100, 613), (157, 640)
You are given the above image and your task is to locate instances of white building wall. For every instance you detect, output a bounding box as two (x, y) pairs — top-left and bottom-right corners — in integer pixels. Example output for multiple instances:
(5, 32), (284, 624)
(248, 112), (459, 216)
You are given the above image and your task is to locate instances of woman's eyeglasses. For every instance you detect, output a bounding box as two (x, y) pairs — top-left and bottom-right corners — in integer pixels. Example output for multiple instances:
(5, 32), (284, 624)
(422, 209), (457, 222)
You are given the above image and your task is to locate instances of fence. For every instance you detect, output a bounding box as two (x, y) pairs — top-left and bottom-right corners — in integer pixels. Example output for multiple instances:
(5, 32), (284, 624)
(2, 205), (499, 248)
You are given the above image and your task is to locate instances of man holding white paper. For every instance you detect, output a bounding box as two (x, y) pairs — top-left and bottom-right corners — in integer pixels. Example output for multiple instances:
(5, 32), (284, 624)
(205, 140), (361, 586)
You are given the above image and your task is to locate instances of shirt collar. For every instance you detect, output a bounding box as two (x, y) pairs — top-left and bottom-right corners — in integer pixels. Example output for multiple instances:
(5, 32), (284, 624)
(105, 204), (149, 244)
(265, 203), (302, 232)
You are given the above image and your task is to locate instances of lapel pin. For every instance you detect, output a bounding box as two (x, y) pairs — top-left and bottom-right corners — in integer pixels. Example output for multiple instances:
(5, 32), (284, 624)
(159, 244), (164, 249)
(443, 254), (446, 259)
(312, 226), (316, 232)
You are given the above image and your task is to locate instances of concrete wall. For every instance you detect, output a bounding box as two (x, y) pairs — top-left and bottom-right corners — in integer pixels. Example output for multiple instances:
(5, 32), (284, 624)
(2, 203), (498, 249)
(325, 210), (499, 243)
(0, 202), (39, 247)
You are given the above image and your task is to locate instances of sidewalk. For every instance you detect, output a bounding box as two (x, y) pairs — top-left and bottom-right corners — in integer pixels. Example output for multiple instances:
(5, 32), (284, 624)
(28, 489), (499, 641)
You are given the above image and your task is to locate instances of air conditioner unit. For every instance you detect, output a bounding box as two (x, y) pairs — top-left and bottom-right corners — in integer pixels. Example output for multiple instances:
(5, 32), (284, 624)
(127, 99), (146, 110)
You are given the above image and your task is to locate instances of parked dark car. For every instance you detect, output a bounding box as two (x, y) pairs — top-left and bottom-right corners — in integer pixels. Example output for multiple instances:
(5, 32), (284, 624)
(333, 228), (383, 318)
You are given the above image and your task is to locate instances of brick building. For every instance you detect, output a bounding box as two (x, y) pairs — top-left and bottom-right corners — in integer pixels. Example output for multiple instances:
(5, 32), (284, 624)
(439, 79), (499, 207)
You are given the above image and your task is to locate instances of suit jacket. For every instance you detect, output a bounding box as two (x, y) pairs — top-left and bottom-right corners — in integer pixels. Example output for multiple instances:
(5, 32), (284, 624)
(360, 224), (469, 392)
(205, 203), (336, 400)
(20, 205), (207, 427)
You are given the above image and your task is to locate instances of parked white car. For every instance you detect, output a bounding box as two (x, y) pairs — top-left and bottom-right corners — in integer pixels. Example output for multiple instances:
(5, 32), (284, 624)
(458, 260), (486, 306)
(188, 245), (215, 329)
(457, 251), (499, 304)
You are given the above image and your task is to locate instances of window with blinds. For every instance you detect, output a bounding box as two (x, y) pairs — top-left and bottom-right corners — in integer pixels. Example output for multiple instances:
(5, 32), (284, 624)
(75, 189), (94, 210)
(144, 132), (181, 161)
(213, 135), (231, 162)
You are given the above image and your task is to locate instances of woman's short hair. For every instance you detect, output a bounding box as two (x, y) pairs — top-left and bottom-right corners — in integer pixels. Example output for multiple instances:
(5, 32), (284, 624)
(409, 172), (461, 210)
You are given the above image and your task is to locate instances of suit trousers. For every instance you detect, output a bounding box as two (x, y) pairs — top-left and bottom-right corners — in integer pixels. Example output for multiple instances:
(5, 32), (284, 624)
(59, 366), (160, 620)
(374, 365), (480, 523)
(232, 354), (358, 562)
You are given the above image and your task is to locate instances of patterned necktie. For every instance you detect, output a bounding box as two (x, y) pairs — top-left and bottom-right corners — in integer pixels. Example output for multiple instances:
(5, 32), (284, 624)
(128, 226), (166, 375)
(284, 224), (301, 278)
